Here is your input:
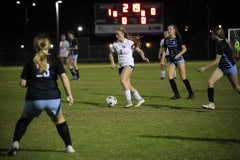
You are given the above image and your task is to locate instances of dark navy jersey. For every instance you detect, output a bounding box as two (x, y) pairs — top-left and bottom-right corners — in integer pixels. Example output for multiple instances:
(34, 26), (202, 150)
(164, 38), (184, 62)
(69, 38), (79, 55)
(216, 40), (235, 70)
(21, 54), (66, 100)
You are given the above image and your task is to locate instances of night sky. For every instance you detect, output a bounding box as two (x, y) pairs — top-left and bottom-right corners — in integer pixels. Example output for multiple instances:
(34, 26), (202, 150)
(0, 0), (238, 52)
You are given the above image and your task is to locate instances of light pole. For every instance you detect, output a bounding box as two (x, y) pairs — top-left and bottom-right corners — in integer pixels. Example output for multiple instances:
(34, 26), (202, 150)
(55, 0), (62, 53)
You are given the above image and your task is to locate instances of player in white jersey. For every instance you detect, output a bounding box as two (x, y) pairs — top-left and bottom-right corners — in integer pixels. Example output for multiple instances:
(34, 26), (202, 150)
(109, 27), (149, 108)
(59, 33), (69, 64)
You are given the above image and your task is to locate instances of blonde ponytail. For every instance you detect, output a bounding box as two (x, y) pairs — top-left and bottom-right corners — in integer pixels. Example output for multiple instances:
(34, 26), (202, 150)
(32, 34), (50, 73)
(118, 27), (142, 48)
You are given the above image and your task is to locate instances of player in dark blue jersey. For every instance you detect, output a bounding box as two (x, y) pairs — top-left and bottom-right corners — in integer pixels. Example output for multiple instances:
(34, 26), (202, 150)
(7, 34), (75, 156)
(198, 26), (240, 109)
(161, 24), (195, 99)
(67, 30), (80, 80)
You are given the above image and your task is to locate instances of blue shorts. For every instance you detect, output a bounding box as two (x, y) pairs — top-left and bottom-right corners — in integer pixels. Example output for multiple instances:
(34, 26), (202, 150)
(169, 58), (185, 66)
(70, 54), (78, 61)
(218, 64), (238, 77)
(24, 99), (61, 119)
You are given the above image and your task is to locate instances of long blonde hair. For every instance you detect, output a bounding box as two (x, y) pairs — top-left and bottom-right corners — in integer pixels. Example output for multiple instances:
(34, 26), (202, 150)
(33, 34), (50, 73)
(118, 27), (142, 48)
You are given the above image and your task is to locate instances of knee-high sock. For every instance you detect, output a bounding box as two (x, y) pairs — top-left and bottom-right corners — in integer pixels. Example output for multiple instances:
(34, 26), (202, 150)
(13, 117), (31, 142)
(56, 121), (72, 147)
(208, 87), (214, 103)
(169, 79), (179, 95)
(183, 79), (193, 94)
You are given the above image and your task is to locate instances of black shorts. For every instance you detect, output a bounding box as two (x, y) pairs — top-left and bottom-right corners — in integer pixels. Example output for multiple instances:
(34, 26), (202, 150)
(165, 55), (169, 59)
(118, 65), (134, 74)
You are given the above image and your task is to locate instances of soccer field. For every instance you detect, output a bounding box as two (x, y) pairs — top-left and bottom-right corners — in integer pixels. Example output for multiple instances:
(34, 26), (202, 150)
(0, 62), (240, 160)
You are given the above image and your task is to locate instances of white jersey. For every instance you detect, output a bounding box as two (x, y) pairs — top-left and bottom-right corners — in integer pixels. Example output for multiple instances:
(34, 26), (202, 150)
(111, 38), (134, 68)
(59, 40), (69, 57)
(160, 38), (169, 56)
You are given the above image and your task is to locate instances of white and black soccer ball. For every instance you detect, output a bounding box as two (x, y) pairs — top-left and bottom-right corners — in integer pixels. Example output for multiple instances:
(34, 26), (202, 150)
(106, 96), (117, 107)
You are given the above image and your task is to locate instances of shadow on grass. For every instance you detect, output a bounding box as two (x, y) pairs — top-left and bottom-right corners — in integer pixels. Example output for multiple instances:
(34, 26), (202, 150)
(0, 148), (64, 157)
(75, 101), (106, 107)
(139, 135), (240, 144)
(146, 103), (207, 112)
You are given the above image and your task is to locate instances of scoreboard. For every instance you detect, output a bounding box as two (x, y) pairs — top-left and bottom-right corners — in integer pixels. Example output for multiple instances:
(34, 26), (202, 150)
(94, 2), (164, 34)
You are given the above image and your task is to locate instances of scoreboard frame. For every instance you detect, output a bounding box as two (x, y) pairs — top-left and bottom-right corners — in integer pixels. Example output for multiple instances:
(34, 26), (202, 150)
(94, 2), (164, 35)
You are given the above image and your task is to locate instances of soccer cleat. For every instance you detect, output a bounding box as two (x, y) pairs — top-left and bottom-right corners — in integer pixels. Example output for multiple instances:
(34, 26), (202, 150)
(161, 77), (165, 80)
(202, 102), (215, 110)
(134, 99), (145, 107)
(71, 76), (80, 80)
(188, 92), (195, 99)
(171, 94), (180, 100)
(66, 145), (75, 153)
(7, 141), (19, 156)
(125, 101), (133, 108)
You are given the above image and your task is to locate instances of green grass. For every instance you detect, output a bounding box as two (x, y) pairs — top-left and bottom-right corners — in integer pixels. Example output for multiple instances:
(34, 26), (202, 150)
(0, 62), (240, 160)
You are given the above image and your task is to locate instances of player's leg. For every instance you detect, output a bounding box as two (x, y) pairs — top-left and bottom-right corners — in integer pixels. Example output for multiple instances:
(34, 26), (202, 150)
(72, 55), (80, 80)
(47, 99), (75, 153)
(225, 65), (240, 93)
(160, 55), (166, 80)
(178, 62), (195, 99)
(228, 75), (240, 93)
(67, 56), (76, 79)
(7, 100), (37, 156)
(128, 77), (145, 107)
(120, 66), (134, 107)
(168, 63), (180, 99)
(202, 69), (223, 109)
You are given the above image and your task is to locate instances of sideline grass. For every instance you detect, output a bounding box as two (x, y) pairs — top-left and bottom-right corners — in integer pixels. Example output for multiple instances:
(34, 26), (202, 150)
(0, 62), (240, 160)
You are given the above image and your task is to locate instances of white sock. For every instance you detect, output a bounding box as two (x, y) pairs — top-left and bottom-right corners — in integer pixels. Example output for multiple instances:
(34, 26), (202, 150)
(174, 71), (177, 78)
(161, 71), (165, 78)
(124, 90), (131, 102)
(133, 91), (142, 101)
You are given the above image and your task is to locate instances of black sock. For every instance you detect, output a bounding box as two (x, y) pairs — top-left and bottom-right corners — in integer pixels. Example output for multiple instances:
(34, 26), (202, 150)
(13, 117), (31, 142)
(169, 79), (179, 95)
(70, 69), (75, 77)
(56, 121), (72, 147)
(183, 79), (193, 94)
(75, 70), (80, 78)
(208, 87), (214, 103)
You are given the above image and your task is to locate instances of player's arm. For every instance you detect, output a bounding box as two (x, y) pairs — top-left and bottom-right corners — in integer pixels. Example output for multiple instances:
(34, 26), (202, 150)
(109, 51), (115, 70)
(69, 45), (78, 51)
(60, 73), (74, 106)
(109, 44), (116, 69)
(198, 54), (221, 72)
(175, 44), (187, 59)
(135, 47), (149, 63)
(19, 79), (27, 88)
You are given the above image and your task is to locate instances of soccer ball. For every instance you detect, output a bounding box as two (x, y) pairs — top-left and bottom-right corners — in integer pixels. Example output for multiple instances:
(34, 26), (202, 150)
(106, 96), (117, 107)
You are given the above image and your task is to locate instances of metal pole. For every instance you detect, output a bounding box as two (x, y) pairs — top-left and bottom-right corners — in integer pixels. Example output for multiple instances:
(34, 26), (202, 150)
(55, 1), (62, 55)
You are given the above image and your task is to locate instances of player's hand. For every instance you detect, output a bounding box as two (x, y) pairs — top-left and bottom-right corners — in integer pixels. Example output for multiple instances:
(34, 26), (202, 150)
(111, 63), (116, 70)
(175, 54), (181, 59)
(143, 57), (150, 63)
(67, 95), (74, 106)
(198, 67), (206, 72)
